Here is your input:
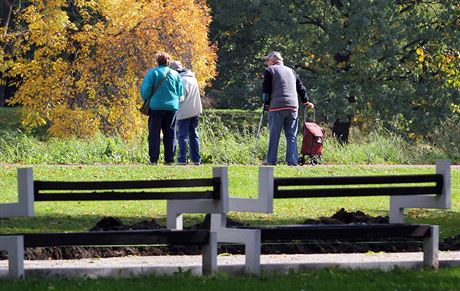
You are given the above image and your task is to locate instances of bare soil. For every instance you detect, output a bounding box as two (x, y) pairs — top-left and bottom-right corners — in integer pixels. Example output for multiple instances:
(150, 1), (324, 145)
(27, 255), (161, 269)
(2, 208), (459, 260)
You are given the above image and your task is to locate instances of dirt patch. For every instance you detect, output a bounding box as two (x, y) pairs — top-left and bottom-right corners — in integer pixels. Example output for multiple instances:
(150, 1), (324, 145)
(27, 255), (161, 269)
(1, 209), (459, 260)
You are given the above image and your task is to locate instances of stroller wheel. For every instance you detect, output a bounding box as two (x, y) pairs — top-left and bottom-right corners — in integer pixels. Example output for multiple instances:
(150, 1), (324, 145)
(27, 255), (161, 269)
(298, 156), (305, 166)
(310, 155), (322, 165)
(310, 155), (319, 166)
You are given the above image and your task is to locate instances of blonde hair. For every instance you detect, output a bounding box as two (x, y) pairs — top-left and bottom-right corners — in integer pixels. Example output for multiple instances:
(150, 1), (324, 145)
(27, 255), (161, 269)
(156, 52), (171, 66)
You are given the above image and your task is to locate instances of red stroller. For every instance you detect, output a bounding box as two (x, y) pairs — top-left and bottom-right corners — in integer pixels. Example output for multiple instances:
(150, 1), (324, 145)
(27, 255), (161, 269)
(298, 108), (324, 165)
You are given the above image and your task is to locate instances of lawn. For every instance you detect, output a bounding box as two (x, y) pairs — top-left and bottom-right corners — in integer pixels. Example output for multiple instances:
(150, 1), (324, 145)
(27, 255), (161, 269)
(1, 267), (459, 291)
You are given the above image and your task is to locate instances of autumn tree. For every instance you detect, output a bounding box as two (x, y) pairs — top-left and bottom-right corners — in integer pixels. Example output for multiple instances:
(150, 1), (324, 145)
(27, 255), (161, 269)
(1, 0), (216, 139)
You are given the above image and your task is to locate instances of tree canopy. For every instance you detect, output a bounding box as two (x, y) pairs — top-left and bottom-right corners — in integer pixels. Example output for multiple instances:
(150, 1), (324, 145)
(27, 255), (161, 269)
(208, 0), (460, 140)
(1, 0), (216, 139)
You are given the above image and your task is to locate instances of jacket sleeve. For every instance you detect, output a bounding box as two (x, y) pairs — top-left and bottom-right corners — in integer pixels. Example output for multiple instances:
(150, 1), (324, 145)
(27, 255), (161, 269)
(262, 70), (272, 105)
(262, 70), (272, 95)
(180, 78), (188, 103)
(294, 71), (309, 103)
(140, 70), (155, 101)
(177, 75), (183, 99)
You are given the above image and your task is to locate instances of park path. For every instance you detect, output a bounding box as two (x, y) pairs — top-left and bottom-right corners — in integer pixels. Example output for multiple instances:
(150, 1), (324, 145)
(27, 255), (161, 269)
(1, 252), (460, 278)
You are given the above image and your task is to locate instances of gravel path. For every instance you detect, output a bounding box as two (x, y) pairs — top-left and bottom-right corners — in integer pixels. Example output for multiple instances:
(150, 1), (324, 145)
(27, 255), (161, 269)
(1, 251), (460, 278)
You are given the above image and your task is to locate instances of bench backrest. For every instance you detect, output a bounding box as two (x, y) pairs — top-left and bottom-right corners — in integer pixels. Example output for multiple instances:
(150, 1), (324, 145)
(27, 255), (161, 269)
(34, 178), (221, 201)
(227, 160), (451, 223)
(274, 174), (443, 198)
(1, 167), (229, 223)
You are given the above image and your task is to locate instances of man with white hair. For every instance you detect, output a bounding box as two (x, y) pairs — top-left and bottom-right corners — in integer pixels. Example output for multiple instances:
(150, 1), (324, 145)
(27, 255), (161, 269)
(169, 60), (203, 165)
(262, 51), (314, 166)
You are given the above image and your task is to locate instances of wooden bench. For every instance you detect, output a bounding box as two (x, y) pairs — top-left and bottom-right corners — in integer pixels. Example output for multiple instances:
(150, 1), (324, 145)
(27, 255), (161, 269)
(217, 160), (451, 274)
(0, 167), (231, 278)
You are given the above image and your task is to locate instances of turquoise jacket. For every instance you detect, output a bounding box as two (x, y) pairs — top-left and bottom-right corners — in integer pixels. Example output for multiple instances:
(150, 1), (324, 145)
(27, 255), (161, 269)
(140, 65), (183, 111)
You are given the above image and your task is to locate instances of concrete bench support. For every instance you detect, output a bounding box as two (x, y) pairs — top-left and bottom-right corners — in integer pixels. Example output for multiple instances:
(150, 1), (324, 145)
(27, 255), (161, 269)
(0, 168), (34, 218)
(390, 160), (451, 223)
(167, 167), (229, 230)
(202, 232), (218, 275)
(423, 225), (439, 269)
(0, 236), (24, 279)
(228, 167), (274, 213)
(211, 214), (261, 274)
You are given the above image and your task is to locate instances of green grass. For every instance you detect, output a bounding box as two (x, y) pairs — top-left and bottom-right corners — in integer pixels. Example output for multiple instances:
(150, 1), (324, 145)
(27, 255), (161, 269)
(1, 107), (458, 164)
(1, 164), (459, 238)
(1, 267), (460, 291)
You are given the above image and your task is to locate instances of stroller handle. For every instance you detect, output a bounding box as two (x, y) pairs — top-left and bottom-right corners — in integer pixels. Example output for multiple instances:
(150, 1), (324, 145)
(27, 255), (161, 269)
(303, 106), (316, 123)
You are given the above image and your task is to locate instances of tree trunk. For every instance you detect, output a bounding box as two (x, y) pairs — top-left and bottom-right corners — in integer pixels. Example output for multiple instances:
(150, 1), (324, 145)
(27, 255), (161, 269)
(1, 0), (14, 107)
(332, 118), (351, 144)
(1, 0), (14, 29)
(0, 85), (5, 107)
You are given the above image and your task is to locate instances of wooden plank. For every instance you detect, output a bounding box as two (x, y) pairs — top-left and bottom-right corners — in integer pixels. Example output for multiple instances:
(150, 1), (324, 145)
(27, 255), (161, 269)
(20, 230), (210, 247)
(274, 174), (442, 186)
(236, 224), (431, 241)
(34, 178), (216, 191)
(34, 177), (221, 201)
(35, 191), (215, 201)
(274, 186), (441, 198)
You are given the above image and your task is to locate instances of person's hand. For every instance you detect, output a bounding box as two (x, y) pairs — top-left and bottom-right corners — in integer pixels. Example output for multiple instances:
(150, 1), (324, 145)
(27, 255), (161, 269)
(304, 102), (315, 109)
(264, 104), (270, 111)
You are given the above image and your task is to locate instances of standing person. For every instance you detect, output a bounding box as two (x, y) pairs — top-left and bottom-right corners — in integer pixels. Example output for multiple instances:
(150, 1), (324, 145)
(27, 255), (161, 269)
(140, 52), (183, 165)
(262, 51), (314, 166)
(169, 61), (203, 165)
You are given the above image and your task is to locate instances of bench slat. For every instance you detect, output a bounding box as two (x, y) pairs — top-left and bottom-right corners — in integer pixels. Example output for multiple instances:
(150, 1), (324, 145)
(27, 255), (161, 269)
(274, 174), (443, 186)
(35, 178), (217, 190)
(237, 224), (432, 241)
(34, 191), (216, 201)
(34, 177), (221, 201)
(15, 230), (210, 247)
(274, 186), (441, 198)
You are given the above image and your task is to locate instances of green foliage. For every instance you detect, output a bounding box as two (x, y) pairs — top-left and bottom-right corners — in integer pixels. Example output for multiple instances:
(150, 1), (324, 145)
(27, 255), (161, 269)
(208, 0), (460, 138)
(428, 113), (460, 162)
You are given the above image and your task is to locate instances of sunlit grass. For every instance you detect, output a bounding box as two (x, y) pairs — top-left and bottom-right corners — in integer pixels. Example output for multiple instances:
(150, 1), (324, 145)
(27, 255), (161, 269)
(1, 267), (459, 291)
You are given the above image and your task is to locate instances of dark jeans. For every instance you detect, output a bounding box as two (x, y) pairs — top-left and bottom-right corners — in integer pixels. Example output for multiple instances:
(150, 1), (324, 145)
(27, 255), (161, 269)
(148, 110), (177, 164)
(177, 116), (201, 164)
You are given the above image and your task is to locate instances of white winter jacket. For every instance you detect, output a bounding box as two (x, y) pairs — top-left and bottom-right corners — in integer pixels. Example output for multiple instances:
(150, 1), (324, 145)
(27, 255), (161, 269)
(176, 70), (203, 120)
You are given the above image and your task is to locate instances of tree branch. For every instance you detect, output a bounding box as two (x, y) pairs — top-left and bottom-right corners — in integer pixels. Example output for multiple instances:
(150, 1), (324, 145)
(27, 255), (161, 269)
(298, 15), (329, 34)
(1, 0), (15, 34)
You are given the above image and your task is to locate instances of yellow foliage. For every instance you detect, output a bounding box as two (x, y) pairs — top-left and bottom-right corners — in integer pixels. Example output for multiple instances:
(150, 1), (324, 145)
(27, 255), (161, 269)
(3, 0), (216, 139)
(48, 105), (100, 139)
(416, 47), (460, 89)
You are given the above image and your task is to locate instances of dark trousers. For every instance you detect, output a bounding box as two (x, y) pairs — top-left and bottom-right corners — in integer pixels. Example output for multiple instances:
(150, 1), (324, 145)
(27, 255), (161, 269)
(148, 110), (177, 164)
